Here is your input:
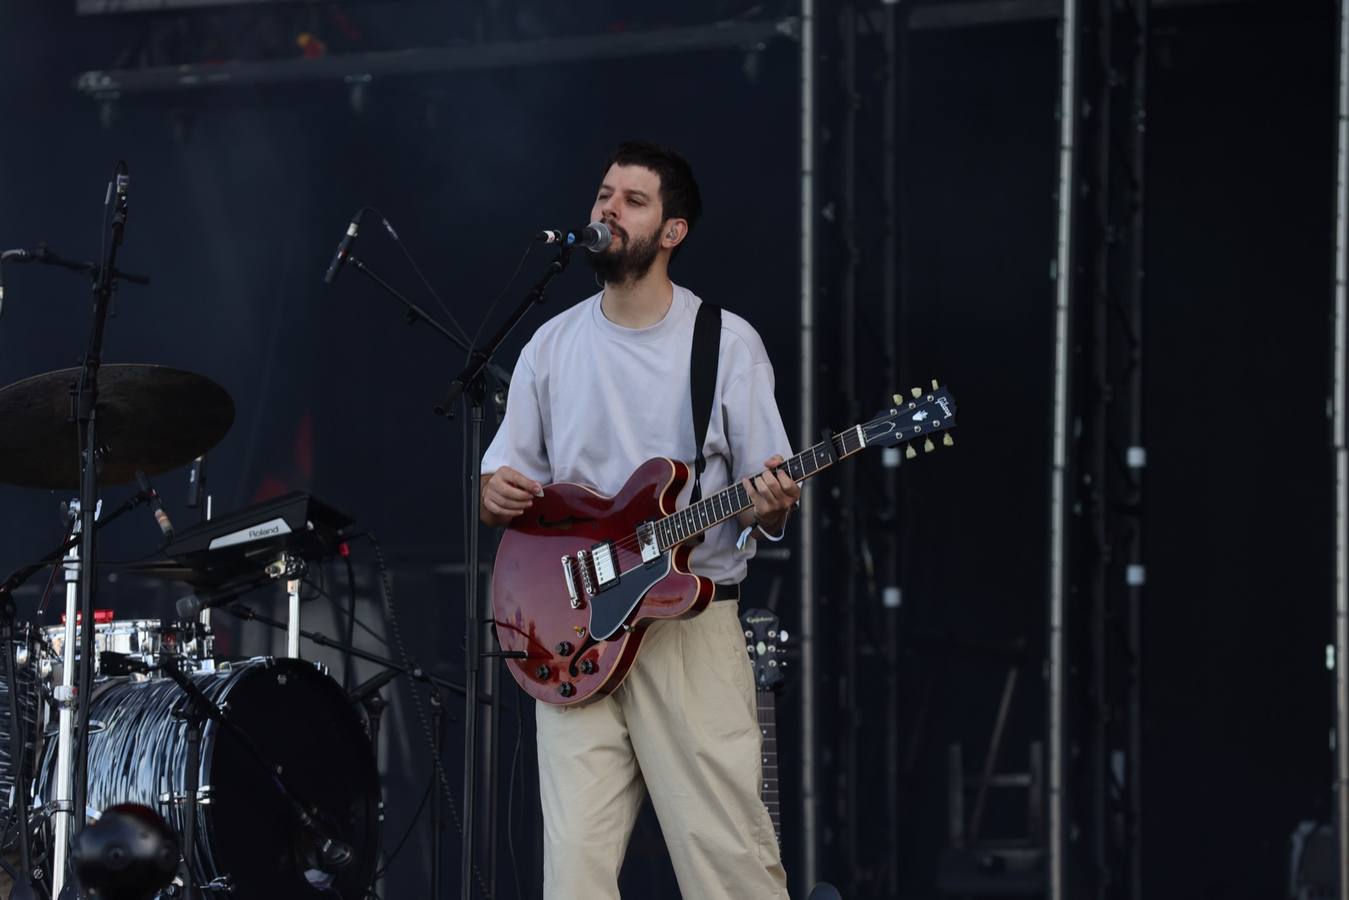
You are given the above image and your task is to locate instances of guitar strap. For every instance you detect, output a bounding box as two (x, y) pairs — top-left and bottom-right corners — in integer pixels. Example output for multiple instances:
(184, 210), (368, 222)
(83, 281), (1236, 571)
(689, 301), (722, 505)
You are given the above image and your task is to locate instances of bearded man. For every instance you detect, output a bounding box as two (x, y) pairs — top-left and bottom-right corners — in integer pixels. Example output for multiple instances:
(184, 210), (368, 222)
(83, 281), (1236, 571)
(480, 140), (796, 899)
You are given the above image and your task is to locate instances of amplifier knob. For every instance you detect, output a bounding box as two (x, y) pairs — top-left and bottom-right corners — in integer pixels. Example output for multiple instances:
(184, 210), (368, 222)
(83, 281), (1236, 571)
(559, 682), (576, 698)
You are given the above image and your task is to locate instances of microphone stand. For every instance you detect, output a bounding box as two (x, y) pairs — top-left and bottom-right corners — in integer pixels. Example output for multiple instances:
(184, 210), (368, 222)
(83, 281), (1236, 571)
(151, 652), (357, 889)
(335, 247), (522, 898)
(3, 244), (150, 286)
(65, 163), (134, 900)
(0, 489), (153, 601)
(219, 602), (491, 702)
(437, 246), (574, 900)
(344, 254), (512, 387)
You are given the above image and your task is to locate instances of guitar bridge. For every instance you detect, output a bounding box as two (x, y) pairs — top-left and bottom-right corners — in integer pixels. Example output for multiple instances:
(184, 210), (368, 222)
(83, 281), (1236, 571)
(574, 549), (596, 597)
(560, 555), (582, 609)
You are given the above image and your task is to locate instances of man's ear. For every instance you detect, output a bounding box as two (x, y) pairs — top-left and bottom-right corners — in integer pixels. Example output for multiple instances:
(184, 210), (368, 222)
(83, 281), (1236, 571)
(662, 219), (688, 250)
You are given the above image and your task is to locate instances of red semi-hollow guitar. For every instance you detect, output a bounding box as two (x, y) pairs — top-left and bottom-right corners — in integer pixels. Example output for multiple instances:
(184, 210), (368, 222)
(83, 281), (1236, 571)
(491, 384), (957, 706)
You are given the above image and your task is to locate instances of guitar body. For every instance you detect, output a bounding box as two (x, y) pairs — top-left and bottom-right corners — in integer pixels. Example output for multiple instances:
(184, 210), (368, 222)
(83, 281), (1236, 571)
(491, 457), (714, 706)
(491, 383), (958, 709)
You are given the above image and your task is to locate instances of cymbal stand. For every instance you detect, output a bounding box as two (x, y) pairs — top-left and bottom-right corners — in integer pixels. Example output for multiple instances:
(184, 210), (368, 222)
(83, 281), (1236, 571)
(275, 553), (306, 659)
(187, 455), (215, 670)
(51, 500), (96, 900)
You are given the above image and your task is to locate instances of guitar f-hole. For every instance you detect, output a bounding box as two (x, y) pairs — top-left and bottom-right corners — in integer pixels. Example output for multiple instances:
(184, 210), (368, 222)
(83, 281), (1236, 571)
(566, 635), (602, 678)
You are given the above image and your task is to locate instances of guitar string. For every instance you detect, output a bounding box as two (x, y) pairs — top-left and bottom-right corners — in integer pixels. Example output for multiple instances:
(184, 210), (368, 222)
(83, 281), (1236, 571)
(564, 399), (947, 584)
(595, 427), (865, 570)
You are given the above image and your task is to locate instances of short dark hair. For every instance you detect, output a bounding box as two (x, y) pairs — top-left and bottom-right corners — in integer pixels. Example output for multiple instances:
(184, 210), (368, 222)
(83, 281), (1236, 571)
(602, 140), (703, 234)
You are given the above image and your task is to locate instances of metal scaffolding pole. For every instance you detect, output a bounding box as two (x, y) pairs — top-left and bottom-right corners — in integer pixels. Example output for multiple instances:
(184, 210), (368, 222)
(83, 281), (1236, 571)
(838, 2), (862, 886)
(1048, 2), (1082, 898)
(798, 0), (819, 890)
(1334, 0), (1349, 896)
(880, 2), (908, 896)
(1123, 5), (1148, 897)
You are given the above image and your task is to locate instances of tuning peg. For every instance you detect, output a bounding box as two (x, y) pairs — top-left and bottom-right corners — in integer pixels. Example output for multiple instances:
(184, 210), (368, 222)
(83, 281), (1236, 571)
(923, 438), (935, 453)
(905, 445), (917, 459)
(893, 393), (904, 405)
(910, 387), (922, 398)
(942, 433), (954, 447)
(931, 379), (939, 389)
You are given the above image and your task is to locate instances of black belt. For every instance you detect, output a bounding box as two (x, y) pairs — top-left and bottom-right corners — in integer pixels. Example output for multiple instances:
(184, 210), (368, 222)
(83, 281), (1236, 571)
(713, 582), (741, 602)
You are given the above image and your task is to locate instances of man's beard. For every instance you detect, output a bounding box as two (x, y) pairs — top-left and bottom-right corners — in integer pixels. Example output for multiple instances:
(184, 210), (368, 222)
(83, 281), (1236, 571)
(585, 222), (662, 287)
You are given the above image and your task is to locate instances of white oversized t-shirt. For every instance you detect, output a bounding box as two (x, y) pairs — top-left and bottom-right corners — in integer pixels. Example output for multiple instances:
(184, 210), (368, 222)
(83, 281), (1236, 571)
(480, 284), (792, 585)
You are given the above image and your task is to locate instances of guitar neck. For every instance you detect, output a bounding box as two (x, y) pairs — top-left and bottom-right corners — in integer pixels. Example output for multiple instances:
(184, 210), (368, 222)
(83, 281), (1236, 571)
(757, 689), (781, 841)
(654, 426), (868, 552)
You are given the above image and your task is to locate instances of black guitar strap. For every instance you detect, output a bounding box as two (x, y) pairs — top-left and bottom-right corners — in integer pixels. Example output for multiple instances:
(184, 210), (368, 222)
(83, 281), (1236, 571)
(689, 301), (722, 504)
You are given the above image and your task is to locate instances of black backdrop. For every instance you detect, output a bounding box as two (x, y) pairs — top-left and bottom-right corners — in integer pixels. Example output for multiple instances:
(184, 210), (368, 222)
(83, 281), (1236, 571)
(0, 2), (1342, 898)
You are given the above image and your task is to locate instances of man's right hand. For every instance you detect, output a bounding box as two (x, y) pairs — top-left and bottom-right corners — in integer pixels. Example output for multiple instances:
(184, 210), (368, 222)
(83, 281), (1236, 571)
(480, 466), (546, 527)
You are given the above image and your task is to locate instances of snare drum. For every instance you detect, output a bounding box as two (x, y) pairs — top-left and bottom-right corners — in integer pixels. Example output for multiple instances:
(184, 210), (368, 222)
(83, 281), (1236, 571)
(39, 618), (213, 680)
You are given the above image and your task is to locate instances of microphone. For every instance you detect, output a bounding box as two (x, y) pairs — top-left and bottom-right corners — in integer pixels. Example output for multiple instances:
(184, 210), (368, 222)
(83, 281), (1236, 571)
(134, 470), (175, 542)
(175, 577), (269, 620)
(535, 222), (612, 252)
(0, 248), (37, 319)
(323, 209), (365, 285)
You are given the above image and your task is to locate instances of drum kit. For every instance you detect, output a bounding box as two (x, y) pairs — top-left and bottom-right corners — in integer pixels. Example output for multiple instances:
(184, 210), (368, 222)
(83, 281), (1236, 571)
(0, 361), (383, 899)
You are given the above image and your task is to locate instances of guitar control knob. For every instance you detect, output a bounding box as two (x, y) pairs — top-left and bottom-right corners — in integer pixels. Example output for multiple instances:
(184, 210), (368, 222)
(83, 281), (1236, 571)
(579, 658), (597, 675)
(556, 641), (574, 656)
(535, 665), (552, 680)
(558, 682), (576, 698)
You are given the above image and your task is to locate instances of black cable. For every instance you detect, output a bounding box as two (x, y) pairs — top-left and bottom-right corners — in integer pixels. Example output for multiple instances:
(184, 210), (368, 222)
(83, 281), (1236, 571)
(375, 769), (435, 879)
(469, 240), (535, 348)
(343, 554), (358, 693)
(364, 532), (492, 898)
(297, 576), (389, 648)
(364, 206), (473, 346)
(506, 694), (524, 900)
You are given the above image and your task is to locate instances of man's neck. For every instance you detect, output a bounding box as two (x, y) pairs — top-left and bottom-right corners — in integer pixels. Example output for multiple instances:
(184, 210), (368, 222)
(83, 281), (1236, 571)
(600, 269), (675, 329)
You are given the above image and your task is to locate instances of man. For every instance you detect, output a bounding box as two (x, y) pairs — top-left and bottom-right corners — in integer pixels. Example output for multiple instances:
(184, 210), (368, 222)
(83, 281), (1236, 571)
(480, 140), (797, 899)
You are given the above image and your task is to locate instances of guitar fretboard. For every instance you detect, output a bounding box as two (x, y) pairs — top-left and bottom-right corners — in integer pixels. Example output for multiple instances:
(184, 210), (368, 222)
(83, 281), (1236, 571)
(757, 691), (780, 841)
(653, 426), (866, 551)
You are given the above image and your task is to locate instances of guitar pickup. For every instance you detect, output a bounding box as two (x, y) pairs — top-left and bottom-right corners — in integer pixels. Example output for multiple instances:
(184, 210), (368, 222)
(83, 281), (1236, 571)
(589, 541), (620, 591)
(635, 522), (661, 563)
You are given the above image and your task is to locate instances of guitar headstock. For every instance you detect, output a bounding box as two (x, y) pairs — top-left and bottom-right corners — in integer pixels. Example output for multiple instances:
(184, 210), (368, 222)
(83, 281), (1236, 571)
(741, 607), (789, 693)
(863, 380), (958, 458)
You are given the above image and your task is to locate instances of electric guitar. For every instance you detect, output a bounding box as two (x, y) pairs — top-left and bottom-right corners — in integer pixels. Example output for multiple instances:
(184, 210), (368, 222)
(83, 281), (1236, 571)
(743, 607), (844, 900)
(743, 607), (789, 841)
(491, 383), (957, 706)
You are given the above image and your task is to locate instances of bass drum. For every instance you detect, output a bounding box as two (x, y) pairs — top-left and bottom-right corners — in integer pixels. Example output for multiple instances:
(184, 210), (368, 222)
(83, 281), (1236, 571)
(35, 657), (380, 898)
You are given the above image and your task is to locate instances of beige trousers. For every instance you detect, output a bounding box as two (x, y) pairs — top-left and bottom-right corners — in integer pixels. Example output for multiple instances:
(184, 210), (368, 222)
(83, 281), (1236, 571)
(536, 599), (789, 899)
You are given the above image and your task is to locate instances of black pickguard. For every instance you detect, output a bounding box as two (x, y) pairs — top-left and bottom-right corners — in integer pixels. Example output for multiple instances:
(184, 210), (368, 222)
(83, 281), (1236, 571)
(587, 554), (672, 641)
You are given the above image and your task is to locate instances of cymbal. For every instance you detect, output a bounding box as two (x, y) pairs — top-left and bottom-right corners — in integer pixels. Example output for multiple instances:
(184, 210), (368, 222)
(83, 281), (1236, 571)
(0, 364), (234, 489)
